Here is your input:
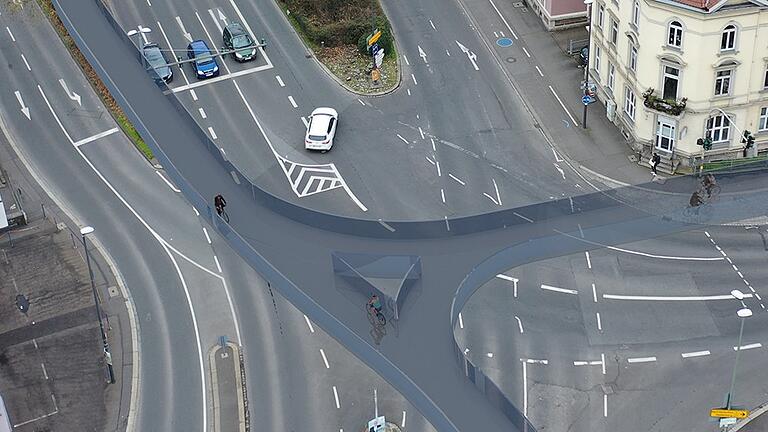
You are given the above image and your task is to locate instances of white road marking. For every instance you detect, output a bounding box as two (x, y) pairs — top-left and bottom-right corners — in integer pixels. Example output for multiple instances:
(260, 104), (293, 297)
(377, 219), (396, 232)
(603, 394), (608, 417)
(514, 316), (524, 333)
(523, 358), (548, 364)
(207, 9), (224, 34)
(198, 108), (207, 119)
(402, 410), (407, 428)
(553, 162), (566, 179)
(229, 0), (272, 70)
(455, 40), (480, 70)
(403, 54), (410, 65)
(418, 126), (425, 140)
(193, 206), (200, 216)
(681, 350), (710, 358)
(487, 352), (493, 358)
(446, 49), (451, 56)
(488, 0), (519, 39)
(734, 343), (762, 351)
(540, 284), (578, 295)
(213, 255), (222, 273)
(156, 21), (190, 85)
(441, 188), (446, 203)
(585, 251), (592, 269)
(6, 26), (15, 42)
(288, 95), (298, 108)
(458, 312), (464, 329)
(202, 227), (211, 244)
(492, 178), (501, 205)
(175, 16), (193, 42)
(21, 54), (30, 71)
(41, 363), (48, 380)
(332, 386), (341, 409)
(301, 116), (309, 128)
(494, 31), (499, 37)
(592, 283), (597, 303)
(168, 63), (274, 93)
(436, 161), (442, 177)
(320, 349), (330, 369)
(418, 45), (428, 63)
(627, 356), (657, 363)
(397, 134), (409, 144)
(449, 173), (466, 186)
(429, 19), (436, 30)
(601, 353), (606, 374)
(548, 85), (577, 126)
(73, 127), (120, 147)
(411, 74), (418, 85)
(603, 293), (753, 301)
(522, 47), (531, 57)
(535, 65), (543, 77)
(358, 99), (366, 106)
(208, 126), (217, 139)
(551, 147), (564, 161)
(190, 89), (197, 100)
(522, 361), (528, 416)
(444, 215), (450, 231)
(596, 312), (602, 331)
(304, 315), (315, 333)
(430, 137), (436, 151)
(275, 74), (285, 87)
(155, 171), (181, 192)
(483, 193), (499, 206)
(513, 212), (534, 223)
(425, 156), (435, 165)
(407, 88), (411, 96)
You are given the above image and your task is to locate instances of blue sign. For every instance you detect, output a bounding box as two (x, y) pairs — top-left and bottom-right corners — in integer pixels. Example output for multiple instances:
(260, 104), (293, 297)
(370, 42), (381, 56)
(582, 95), (595, 105)
(496, 38), (513, 47)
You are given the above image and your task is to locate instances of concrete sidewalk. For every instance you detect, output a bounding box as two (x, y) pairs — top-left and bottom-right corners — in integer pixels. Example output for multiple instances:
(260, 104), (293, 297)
(475, 0), (654, 187)
(733, 401), (768, 431)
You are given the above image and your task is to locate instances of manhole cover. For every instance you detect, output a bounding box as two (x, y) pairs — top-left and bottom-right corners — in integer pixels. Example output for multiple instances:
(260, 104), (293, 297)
(496, 37), (514, 47)
(521, 7), (529, 12)
(108, 286), (120, 298)
(506, 57), (517, 63)
(513, 1), (525, 6)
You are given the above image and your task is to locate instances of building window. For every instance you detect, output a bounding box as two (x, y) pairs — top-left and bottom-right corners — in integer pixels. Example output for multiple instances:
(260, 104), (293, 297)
(667, 21), (683, 48)
(763, 66), (768, 89)
(629, 43), (638, 72)
(714, 69), (732, 96)
(706, 114), (731, 142)
(608, 63), (616, 90)
(624, 86), (636, 120)
(760, 107), (768, 131)
(597, 4), (605, 28)
(594, 45), (601, 75)
(656, 118), (676, 152)
(662, 65), (680, 100)
(610, 18), (619, 45)
(632, 0), (640, 27)
(721, 25), (736, 51)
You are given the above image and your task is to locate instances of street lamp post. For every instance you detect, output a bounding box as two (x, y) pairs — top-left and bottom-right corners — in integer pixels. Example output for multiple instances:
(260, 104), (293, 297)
(582, 0), (594, 129)
(80, 226), (116, 384)
(726, 306), (752, 410)
(126, 26), (152, 46)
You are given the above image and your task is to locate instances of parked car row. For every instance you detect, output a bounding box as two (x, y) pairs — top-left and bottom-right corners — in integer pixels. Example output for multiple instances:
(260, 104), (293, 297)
(140, 22), (259, 83)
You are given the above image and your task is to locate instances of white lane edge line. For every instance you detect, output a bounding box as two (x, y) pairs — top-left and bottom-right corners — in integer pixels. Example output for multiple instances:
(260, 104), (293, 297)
(213, 255), (222, 273)
(332, 386), (341, 409)
(320, 349), (330, 369)
(627, 356), (657, 363)
(681, 350), (710, 358)
(304, 314), (315, 333)
(548, 85), (578, 126)
(603, 293), (753, 301)
(155, 170), (181, 193)
(276, 75), (285, 87)
(449, 173), (466, 185)
(202, 227), (212, 244)
(734, 343), (762, 351)
(288, 95), (298, 108)
(540, 284), (578, 295)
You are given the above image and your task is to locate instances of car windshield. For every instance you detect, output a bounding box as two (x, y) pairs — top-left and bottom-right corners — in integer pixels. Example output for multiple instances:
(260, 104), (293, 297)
(144, 48), (165, 66)
(232, 35), (252, 49)
(309, 134), (327, 141)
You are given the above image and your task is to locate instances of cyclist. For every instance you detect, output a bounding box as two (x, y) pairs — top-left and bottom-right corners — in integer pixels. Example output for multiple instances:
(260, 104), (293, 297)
(367, 294), (382, 315)
(689, 190), (704, 208)
(702, 174), (717, 197)
(214, 194), (227, 216)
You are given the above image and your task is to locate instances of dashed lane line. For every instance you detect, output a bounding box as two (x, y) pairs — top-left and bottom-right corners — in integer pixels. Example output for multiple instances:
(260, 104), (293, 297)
(681, 350), (711, 358)
(540, 284), (578, 295)
(734, 343), (762, 351)
(627, 356), (657, 364)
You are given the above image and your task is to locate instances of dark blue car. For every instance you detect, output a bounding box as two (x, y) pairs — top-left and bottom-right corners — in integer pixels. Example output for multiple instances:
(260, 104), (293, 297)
(187, 40), (220, 79)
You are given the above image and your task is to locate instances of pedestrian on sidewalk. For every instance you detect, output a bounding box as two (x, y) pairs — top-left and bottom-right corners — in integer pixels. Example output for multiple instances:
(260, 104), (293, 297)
(651, 153), (661, 175)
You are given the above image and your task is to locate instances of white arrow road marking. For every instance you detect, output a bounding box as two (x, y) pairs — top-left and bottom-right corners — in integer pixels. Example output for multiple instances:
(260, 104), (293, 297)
(418, 45), (428, 63)
(218, 8), (228, 24)
(58, 79), (82, 106)
(455, 40), (479, 70)
(14, 91), (29, 120)
(207, 9), (224, 34)
(175, 16), (193, 42)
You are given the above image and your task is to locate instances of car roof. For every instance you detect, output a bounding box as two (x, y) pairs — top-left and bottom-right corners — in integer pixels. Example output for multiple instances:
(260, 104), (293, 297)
(309, 114), (332, 135)
(226, 23), (245, 34)
(311, 107), (338, 117)
(190, 40), (210, 53)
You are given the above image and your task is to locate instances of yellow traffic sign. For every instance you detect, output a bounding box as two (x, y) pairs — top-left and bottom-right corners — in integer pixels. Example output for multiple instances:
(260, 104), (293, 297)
(710, 408), (749, 419)
(367, 30), (382, 47)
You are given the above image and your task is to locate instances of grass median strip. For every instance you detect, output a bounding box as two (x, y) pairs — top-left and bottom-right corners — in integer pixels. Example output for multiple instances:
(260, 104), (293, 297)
(37, 0), (154, 161)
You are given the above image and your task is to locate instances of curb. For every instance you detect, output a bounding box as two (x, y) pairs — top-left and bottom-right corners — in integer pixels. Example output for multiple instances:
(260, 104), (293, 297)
(271, 2), (402, 98)
(208, 342), (247, 432)
(732, 401), (768, 431)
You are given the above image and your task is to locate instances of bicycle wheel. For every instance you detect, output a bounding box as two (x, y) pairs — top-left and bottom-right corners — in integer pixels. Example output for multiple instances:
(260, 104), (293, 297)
(221, 210), (230, 223)
(377, 312), (387, 326)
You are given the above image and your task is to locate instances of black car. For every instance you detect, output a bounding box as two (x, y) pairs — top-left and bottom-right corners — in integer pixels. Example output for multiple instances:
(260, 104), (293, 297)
(223, 23), (256, 62)
(142, 43), (173, 83)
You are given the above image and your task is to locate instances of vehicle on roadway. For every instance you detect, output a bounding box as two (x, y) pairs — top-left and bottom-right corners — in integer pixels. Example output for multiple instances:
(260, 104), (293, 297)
(222, 23), (257, 62)
(141, 42), (173, 84)
(305, 107), (339, 152)
(187, 39), (220, 79)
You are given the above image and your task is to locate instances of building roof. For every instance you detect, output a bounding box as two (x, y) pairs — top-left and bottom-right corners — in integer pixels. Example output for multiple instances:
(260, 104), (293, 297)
(672, 0), (709, 9)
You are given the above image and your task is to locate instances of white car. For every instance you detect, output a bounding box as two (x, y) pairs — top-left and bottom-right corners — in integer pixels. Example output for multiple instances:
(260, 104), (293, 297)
(305, 107), (338, 152)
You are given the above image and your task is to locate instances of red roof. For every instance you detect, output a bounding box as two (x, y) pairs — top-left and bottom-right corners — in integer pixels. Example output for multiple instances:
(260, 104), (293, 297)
(671, 0), (709, 9)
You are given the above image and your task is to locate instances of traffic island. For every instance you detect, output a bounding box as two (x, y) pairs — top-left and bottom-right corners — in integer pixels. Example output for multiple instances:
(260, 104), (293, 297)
(209, 341), (248, 432)
(276, 0), (400, 95)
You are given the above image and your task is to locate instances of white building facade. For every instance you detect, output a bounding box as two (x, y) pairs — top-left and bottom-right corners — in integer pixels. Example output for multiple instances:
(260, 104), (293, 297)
(588, 0), (768, 171)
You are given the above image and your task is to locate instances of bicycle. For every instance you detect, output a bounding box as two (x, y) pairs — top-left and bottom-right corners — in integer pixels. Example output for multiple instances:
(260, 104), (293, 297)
(367, 304), (386, 326)
(703, 184), (721, 202)
(216, 207), (230, 223)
